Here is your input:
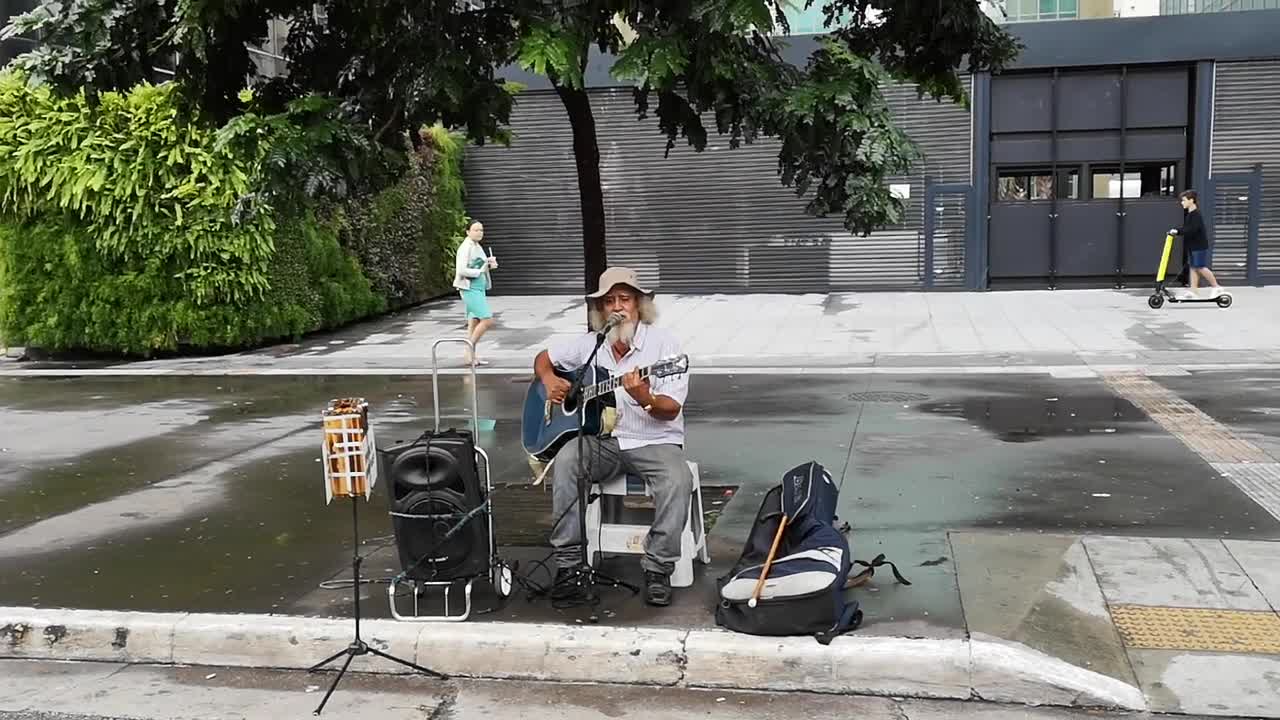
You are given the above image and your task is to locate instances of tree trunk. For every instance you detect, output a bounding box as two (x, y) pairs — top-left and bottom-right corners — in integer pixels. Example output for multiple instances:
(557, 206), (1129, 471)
(555, 84), (608, 297)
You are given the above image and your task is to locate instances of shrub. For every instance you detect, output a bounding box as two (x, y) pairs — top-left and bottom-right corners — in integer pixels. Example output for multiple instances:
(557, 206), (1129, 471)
(0, 205), (383, 355)
(0, 72), (412, 355)
(337, 124), (468, 309)
(0, 74), (273, 307)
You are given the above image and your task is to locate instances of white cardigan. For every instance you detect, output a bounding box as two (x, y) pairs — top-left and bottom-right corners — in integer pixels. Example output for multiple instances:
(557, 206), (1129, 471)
(453, 238), (492, 291)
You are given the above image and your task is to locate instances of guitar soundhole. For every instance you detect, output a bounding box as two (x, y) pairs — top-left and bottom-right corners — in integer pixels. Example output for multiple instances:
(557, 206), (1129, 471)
(561, 394), (580, 415)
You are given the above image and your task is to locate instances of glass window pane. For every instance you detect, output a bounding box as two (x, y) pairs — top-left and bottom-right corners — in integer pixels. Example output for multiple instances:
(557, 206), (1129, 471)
(1060, 170), (1081, 199)
(1032, 174), (1054, 199)
(1060, 0), (1079, 14)
(997, 169), (1070, 200)
(1091, 170), (1118, 199)
(998, 175), (1029, 201)
(1040, 0), (1058, 15)
(1088, 163), (1178, 199)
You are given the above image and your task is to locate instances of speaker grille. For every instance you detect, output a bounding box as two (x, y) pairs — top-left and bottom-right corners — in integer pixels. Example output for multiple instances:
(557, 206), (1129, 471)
(381, 431), (489, 582)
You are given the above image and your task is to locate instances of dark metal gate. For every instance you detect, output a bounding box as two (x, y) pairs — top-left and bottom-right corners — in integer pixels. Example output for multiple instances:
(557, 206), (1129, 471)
(924, 182), (972, 289)
(1206, 167), (1262, 285)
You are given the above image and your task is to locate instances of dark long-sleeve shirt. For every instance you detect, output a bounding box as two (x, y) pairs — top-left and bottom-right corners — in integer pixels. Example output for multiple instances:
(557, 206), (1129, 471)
(1178, 209), (1208, 251)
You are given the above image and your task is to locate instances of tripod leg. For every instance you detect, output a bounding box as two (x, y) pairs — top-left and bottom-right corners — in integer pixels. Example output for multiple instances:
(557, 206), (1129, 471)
(313, 650), (355, 716)
(366, 646), (449, 679)
(308, 647), (349, 673)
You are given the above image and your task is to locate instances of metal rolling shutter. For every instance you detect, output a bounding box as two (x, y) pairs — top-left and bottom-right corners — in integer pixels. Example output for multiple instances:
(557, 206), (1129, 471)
(1211, 60), (1280, 280)
(463, 78), (971, 294)
(884, 80), (974, 289)
(461, 92), (584, 295)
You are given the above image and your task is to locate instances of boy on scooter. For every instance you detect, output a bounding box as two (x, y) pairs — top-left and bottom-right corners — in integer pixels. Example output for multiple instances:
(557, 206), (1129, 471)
(1169, 189), (1223, 299)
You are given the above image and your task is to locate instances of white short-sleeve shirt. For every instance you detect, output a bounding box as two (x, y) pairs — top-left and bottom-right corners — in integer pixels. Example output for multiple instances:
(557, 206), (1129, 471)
(547, 322), (689, 451)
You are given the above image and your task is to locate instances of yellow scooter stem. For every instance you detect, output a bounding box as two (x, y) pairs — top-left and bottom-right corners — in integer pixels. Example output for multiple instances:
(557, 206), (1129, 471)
(1156, 233), (1174, 283)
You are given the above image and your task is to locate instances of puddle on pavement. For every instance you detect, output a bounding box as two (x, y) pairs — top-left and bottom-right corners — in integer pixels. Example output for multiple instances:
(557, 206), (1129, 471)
(2, 373), (1278, 625)
(919, 392), (1142, 443)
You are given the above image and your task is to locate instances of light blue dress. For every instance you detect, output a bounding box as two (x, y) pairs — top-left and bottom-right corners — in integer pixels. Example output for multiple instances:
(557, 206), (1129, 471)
(461, 254), (492, 320)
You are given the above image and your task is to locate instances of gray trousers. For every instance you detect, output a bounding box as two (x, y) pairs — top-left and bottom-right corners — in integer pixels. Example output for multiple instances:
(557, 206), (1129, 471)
(550, 437), (694, 575)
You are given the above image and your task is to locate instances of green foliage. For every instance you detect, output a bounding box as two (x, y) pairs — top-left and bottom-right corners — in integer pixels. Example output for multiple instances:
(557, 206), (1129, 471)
(0, 206), (381, 355)
(271, 0), (523, 148)
(336, 124), (468, 308)
(763, 38), (920, 231)
(0, 0), (174, 95)
(608, 1), (1020, 236)
(216, 92), (400, 205)
(0, 69), (461, 356)
(422, 124), (468, 291)
(2, 0), (288, 121)
(821, 0), (1024, 106)
(0, 72), (273, 306)
(517, 21), (590, 90)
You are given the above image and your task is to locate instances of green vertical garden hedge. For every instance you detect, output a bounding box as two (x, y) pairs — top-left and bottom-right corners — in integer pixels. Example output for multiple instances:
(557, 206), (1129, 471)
(0, 72), (466, 356)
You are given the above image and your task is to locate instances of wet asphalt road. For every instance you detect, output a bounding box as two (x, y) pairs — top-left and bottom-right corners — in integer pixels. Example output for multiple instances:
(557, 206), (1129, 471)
(1, 371), (1277, 634)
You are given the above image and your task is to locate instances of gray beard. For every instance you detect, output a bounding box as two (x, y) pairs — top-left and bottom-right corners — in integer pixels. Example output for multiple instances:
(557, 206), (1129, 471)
(608, 321), (637, 345)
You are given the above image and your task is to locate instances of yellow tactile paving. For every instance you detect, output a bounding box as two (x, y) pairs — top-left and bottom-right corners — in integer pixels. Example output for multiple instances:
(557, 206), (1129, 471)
(1111, 604), (1280, 655)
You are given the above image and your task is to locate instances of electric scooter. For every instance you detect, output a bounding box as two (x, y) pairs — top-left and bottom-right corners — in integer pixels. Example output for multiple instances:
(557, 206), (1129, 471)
(1147, 233), (1233, 309)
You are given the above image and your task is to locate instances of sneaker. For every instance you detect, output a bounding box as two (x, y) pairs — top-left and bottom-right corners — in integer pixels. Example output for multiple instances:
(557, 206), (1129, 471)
(644, 570), (672, 607)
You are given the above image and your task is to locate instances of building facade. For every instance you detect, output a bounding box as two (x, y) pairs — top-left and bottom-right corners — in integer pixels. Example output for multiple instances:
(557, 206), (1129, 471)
(1161, 0), (1280, 13)
(4, 4), (1278, 295)
(462, 10), (1280, 294)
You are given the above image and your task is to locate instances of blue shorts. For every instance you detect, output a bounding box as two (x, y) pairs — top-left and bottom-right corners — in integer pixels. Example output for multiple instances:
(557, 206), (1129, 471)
(1189, 249), (1212, 268)
(461, 288), (492, 320)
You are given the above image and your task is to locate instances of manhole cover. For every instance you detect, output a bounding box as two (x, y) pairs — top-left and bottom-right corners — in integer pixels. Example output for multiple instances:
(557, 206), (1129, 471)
(844, 391), (929, 403)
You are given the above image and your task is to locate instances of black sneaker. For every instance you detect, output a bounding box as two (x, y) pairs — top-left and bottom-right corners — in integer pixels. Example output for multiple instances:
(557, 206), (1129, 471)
(644, 570), (672, 607)
(551, 566), (585, 602)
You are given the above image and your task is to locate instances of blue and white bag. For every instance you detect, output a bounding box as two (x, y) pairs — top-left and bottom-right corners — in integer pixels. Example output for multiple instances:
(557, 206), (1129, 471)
(714, 461), (908, 644)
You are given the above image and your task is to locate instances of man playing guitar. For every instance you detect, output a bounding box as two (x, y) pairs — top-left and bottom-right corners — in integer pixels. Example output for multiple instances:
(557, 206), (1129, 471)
(532, 267), (693, 606)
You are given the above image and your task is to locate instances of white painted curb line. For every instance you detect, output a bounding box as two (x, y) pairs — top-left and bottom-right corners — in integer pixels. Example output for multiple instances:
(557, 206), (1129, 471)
(0, 607), (1146, 710)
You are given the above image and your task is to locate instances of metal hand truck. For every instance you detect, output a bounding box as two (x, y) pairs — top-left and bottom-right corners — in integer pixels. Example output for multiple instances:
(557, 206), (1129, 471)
(386, 338), (512, 621)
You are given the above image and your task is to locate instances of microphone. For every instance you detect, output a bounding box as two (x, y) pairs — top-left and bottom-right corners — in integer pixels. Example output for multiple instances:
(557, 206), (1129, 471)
(598, 311), (625, 336)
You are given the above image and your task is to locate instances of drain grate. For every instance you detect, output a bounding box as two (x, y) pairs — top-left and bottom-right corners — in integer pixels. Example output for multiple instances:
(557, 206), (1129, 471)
(844, 391), (929, 403)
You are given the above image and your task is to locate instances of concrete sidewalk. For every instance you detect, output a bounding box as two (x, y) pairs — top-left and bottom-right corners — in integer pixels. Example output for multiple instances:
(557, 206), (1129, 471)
(0, 660), (1247, 720)
(3, 531), (1279, 716)
(5, 287), (1280, 375)
(4, 289), (1280, 717)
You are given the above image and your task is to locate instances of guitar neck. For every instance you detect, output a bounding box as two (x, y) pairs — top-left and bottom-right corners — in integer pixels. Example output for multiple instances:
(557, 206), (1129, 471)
(583, 365), (654, 401)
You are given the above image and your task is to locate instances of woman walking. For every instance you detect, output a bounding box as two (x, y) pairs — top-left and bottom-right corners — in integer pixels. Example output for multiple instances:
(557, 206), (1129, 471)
(453, 219), (498, 366)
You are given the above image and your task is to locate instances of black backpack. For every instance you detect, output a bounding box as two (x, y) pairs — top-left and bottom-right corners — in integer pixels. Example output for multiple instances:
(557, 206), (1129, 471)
(714, 461), (909, 644)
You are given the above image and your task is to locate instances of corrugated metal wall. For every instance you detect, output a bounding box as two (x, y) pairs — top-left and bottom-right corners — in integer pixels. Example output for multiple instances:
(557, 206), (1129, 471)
(1211, 60), (1280, 279)
(463, 79), (972, 295)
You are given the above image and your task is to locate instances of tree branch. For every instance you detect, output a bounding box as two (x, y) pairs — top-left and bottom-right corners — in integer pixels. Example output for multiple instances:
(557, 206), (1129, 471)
(373, 99), (403, 144)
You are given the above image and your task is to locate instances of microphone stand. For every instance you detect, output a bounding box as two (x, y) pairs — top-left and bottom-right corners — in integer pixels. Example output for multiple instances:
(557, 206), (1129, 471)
(551, 322), (638, 611)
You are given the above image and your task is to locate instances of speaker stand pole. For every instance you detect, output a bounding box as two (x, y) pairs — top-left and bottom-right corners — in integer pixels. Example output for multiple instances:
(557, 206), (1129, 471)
(309, 496), (447, 715)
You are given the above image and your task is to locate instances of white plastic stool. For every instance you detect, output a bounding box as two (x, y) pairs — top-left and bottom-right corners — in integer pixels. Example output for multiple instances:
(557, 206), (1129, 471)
(584, 460), (711, 587)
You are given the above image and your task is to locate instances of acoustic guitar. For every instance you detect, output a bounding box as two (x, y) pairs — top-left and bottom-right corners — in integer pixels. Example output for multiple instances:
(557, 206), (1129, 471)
(520, 354), (690, 462)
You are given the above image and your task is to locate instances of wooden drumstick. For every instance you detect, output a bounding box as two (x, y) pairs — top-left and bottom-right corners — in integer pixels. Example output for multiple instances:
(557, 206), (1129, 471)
(748, 515), (788, 608)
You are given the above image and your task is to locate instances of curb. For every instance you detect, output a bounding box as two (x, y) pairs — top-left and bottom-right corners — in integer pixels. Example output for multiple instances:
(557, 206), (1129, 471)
(0, 606), (1146, 710)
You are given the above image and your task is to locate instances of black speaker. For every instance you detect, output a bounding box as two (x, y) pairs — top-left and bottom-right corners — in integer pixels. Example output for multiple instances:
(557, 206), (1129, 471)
(381, 429), (489, 582)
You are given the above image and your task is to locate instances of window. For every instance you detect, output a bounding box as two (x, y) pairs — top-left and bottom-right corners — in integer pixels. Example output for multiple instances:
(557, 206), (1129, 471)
(995, 0), (1081, 21)
(996, 168), (1080, 201)
(777, 5), (855, 34)
(1090, 163), (1177, 199)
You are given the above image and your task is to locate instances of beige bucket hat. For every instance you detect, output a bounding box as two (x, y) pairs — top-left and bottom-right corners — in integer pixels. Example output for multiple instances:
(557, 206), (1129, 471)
(586, 266), (654, 299)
